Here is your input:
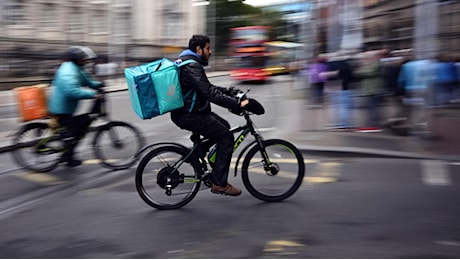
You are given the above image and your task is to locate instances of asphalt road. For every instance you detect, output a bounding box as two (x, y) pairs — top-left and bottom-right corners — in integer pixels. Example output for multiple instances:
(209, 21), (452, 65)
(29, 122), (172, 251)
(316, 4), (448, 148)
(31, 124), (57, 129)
(0, 76), (459, 258)
(0, 156), (459, 258)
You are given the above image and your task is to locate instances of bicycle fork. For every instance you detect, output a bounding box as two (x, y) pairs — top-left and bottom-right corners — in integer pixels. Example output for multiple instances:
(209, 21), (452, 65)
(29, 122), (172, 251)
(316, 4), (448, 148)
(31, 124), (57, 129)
(254, 136), (279, 176)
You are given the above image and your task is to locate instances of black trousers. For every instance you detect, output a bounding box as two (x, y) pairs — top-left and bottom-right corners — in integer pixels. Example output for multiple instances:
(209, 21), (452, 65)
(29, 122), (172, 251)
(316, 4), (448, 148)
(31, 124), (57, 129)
(56, 114), (92, 160)
(54, 98), (102, 160)
(171, 111), (234, 186)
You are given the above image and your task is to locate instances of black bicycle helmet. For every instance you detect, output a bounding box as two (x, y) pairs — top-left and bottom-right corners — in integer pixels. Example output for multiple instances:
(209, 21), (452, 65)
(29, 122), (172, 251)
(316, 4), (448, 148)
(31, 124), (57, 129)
(65, 46), (97, 63)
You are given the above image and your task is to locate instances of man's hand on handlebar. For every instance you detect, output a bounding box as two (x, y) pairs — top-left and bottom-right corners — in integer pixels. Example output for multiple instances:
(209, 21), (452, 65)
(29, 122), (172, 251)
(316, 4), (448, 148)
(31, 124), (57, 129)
(95, 85), (106, 99)
(240, 99), (249, 108)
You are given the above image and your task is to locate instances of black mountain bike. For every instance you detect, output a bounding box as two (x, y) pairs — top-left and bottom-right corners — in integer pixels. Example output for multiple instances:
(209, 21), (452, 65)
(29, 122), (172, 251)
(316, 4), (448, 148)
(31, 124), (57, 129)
(11, 88), (145, 172)
(135, 89), (305, 210)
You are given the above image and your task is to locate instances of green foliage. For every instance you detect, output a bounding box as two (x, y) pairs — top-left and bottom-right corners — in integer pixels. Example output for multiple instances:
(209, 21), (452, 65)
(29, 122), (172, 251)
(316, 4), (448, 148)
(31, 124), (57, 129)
(206, 0), (284, 54)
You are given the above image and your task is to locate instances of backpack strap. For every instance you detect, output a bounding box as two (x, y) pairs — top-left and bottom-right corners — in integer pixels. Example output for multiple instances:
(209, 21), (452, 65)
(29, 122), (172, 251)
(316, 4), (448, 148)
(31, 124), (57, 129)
(175, 59), (196, 67)
(183, 89), (197, 113)
(176, 59), (198, 113)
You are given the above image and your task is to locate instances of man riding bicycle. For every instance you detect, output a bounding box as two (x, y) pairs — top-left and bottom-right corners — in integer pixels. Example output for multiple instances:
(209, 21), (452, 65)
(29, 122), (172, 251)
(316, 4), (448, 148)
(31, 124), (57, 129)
(48, 46), (104, 167)
(171, 35), (249, 196)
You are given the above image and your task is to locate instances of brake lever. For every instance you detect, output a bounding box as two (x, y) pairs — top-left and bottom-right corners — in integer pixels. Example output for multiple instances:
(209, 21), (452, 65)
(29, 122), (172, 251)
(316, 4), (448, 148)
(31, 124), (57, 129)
(236, 88), (251, 103)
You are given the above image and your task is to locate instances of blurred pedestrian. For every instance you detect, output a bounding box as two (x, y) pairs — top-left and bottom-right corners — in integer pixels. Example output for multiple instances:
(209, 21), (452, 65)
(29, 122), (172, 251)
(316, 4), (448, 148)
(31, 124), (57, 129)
(380, 50), (404, 97)
(433, 53), (458, 107)
(455, 54), (460, 102)
(354, 50), (386, 132)
(394, 56), (435, 135)
(328, 57), (356, 130)
(306, 56), (327, 107)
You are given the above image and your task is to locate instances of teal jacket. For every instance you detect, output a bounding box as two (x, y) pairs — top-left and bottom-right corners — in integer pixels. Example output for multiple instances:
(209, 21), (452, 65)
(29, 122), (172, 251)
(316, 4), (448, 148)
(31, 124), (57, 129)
(48, 61), (102, 115)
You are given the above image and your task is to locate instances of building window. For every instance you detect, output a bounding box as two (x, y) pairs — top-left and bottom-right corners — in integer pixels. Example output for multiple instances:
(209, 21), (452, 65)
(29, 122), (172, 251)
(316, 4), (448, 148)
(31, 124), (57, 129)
(4, 0), (28, 26)
(112, 11), (130, 36)
(67, 7), (84, 33)
(162, 1), (183, 39)
(112, 0), (130, 5)
(41, 3), (58, 30)
(90, 9), (108, 34)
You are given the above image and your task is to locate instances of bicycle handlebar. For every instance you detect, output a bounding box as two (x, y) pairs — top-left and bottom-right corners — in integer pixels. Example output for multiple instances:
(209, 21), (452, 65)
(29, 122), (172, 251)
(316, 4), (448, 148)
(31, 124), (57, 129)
(235, 88), (250, 104)
(228, 87), (264, 116)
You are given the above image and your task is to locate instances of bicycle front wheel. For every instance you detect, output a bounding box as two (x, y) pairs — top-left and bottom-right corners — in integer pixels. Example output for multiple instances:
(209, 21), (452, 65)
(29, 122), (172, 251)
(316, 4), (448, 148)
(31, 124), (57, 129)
(241, 139), (305, 202)
(136, 145), (201, 210)
(93, 121), (145, 170)
(11, 122), (62, 172)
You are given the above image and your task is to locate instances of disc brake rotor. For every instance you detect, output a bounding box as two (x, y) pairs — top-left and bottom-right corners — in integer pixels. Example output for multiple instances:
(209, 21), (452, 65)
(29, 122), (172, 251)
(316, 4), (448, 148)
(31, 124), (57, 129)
(157, 166), (180, 189)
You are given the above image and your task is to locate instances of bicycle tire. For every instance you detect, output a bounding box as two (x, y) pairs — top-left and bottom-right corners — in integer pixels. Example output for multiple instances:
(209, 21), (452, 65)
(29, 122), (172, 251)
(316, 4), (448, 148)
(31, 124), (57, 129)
(93, 121), (145, 170)
(135, 145), (201, 210)
(241, 139), (304, 202)
(11, 122), (63, 172)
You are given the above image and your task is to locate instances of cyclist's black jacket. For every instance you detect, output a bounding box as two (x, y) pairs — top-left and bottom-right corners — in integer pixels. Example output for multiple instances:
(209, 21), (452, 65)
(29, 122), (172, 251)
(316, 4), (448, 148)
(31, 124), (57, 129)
(172, 53), (242, 115)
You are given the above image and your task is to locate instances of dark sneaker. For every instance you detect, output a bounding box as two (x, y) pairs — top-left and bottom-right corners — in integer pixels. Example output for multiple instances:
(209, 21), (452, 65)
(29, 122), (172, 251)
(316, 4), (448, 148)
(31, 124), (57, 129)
(211, 183), (242, 196)
(65, 159), (82, 168)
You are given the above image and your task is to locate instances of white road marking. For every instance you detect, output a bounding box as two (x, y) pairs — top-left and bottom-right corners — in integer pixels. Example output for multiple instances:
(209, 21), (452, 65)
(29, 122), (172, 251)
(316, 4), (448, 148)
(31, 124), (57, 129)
(15, 172), (65, 185)
(421, 160), (451, 186)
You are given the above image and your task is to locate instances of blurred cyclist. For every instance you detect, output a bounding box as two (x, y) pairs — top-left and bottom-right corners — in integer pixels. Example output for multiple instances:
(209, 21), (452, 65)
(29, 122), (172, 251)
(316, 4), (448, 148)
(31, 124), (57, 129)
(48, 46), (104, 167)
(171, 35), (249, 196)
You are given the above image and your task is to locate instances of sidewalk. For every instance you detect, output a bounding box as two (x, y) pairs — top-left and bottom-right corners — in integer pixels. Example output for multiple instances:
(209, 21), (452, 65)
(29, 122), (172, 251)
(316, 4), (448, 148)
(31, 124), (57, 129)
(1, 73), (460, 162)
(282, 84), (460, 162)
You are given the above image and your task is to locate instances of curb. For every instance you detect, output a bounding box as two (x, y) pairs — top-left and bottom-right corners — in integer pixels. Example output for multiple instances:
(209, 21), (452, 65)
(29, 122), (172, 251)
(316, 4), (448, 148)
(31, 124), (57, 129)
(296, 144), (460, 162)
(2, 72), (460, 161)
(0, 144), (15, 154)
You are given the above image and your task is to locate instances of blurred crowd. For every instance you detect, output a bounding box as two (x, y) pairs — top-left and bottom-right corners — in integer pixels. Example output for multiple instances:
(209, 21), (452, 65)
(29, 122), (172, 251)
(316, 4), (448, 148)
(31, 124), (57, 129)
(304, 49), (460, 134)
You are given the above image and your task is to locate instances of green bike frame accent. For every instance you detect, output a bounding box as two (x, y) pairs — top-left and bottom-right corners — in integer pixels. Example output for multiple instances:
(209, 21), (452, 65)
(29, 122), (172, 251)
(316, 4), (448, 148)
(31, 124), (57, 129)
(207, 122), (253, 164)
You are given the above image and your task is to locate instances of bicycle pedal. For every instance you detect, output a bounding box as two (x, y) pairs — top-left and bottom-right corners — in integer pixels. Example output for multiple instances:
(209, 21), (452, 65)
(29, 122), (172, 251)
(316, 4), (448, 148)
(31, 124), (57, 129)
(203, 179), (213, 188)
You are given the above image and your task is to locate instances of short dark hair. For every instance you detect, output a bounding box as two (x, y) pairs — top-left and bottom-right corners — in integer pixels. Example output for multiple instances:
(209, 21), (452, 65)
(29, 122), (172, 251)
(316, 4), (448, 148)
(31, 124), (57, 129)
(188, 35), (210, 53)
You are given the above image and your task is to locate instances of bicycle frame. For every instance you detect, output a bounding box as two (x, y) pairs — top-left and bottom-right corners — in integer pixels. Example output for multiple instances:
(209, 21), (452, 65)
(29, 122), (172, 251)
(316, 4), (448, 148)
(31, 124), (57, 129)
(136, 111), (272, 181)
(229, 113), (273, 177)
(13, 90), (116, 155)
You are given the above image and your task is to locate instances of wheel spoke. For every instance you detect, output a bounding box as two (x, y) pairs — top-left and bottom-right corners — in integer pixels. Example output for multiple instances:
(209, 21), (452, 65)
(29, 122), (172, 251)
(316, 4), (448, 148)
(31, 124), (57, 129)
(94, 122), (144, 170)
(135, 146), (201, 210)
(241, 139), (305, 202)
(11, 123), (62, 172)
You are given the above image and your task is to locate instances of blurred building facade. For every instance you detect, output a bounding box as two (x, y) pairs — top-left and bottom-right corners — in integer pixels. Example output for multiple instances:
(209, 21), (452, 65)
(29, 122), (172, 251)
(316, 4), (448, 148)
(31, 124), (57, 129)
(314, 0), (460, 58)
(361, 0), (460, 57)
(0, 0), (205, 78)
(2, 0), (460, 79)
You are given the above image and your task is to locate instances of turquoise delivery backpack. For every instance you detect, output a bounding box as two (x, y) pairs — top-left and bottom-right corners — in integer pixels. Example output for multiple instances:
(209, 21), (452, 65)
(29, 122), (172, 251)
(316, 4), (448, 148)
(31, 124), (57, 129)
(124, 58), (195, 119)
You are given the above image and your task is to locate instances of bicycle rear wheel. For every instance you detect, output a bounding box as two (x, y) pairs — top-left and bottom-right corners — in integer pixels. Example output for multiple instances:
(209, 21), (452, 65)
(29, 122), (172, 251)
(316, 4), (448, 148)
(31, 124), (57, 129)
(11, 122), (63, 172)
(241, 139), (304, 202)
(135, 145), (201, 210)
(93, 121), (145, 170)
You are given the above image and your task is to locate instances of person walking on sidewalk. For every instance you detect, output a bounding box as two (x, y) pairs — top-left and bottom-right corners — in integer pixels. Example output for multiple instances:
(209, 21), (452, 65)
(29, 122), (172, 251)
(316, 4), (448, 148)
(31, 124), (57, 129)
(48, 46), (104, 167)
(396, 56), (435, 135)
(354, 50), (386, 132)
(433, 53), (458, 107)
(306, 56), (328, 107)
(328, 57), (357, 130)
(170, 34), (250, 196)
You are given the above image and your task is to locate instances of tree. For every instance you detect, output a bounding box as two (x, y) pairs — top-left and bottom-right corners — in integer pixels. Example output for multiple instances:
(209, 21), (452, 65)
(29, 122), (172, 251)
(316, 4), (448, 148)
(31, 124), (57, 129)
(207, 0), (284, 54)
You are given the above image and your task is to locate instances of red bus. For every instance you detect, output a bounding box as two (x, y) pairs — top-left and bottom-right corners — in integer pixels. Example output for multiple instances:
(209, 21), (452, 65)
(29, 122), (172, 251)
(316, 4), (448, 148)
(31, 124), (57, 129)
(229, 26), (271, 82)
(229, 26), (271, 45)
